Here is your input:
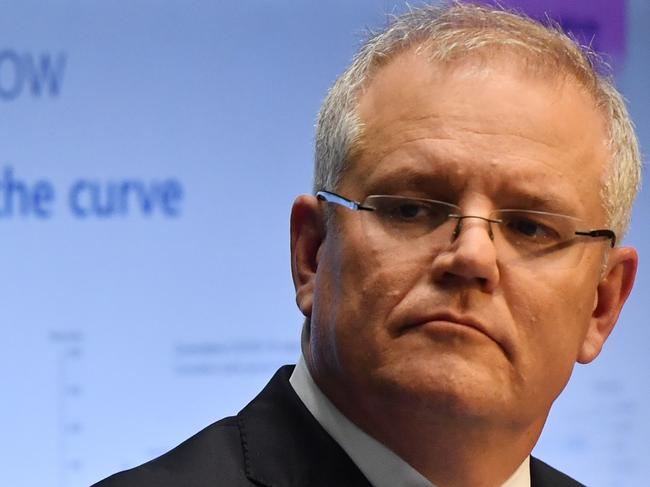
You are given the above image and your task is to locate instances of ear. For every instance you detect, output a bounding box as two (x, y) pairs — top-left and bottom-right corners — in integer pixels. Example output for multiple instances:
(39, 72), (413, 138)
(290, 194), (325, 319)
(577, 246), (638, 364)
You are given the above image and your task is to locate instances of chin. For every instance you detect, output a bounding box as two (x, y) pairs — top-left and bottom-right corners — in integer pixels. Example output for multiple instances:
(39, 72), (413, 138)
(370, 354), (517, 420)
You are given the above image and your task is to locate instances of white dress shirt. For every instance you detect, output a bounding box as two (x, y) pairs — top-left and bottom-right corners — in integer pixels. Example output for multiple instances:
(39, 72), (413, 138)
(289, 356), (531, 487)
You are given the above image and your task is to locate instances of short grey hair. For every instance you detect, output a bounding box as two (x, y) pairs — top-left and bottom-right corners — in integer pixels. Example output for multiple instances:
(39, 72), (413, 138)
(314, 2), (641, 239)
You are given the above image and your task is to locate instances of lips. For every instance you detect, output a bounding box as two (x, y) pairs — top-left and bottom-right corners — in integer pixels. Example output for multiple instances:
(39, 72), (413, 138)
(399, 310), (511, 358)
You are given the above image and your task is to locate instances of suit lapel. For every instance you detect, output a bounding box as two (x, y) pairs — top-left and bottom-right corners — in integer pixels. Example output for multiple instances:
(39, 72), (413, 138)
(237, 366), (373, 487)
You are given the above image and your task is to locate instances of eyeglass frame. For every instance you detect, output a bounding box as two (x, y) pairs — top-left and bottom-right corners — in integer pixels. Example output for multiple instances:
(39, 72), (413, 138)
(315, 190), (617, 248)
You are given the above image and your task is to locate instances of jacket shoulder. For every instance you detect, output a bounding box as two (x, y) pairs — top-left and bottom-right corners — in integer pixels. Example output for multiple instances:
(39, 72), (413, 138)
(92, 416), (252, 487)
(92, 365), (370, 487)
(530, 456), (586, 487)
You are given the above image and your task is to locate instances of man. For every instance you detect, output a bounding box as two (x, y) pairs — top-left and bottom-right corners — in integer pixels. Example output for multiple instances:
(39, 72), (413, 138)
(94, 3), (640, 486)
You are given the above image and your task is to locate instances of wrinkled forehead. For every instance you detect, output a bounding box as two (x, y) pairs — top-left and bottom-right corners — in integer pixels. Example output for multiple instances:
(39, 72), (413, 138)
(348, 46), (610, 179)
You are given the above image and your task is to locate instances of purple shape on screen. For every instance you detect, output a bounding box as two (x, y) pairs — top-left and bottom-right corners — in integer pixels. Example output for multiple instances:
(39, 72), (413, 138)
(474, 0), (626, 67)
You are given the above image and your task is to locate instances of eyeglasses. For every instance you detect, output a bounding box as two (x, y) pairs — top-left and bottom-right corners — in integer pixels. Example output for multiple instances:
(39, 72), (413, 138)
(316, 190), (616, 268)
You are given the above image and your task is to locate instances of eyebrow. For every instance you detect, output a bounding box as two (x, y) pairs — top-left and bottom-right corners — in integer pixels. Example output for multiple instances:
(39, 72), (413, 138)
(365, 167), (461, 195)
(364, 167), (579, 216)
(499, 190), (574, 214)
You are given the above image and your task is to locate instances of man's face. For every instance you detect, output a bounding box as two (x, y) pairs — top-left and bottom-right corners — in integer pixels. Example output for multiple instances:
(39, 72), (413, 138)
(299, 50), (624, 431)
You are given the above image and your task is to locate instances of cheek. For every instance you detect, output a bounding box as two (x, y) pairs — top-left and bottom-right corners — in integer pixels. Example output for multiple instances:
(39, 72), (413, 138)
(332, 228), (424, 312)
(507, 268), (596, 389)
(311, 231), (426, 366)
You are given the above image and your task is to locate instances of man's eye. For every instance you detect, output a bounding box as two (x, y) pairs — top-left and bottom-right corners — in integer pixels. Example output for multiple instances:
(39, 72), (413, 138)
(382, 201), (449, 227)
(393, 203), (426, 219)
(382, 201), (444, 223)
(366, 196), (452, 231)
(505, 217), (558, 240)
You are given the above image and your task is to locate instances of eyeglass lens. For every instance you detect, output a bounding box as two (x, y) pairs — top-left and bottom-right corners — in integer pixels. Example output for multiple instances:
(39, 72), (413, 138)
(361, 195), (596, 268)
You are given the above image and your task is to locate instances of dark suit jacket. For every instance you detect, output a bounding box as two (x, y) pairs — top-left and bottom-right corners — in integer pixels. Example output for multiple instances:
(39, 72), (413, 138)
(93, 365), (585, 487)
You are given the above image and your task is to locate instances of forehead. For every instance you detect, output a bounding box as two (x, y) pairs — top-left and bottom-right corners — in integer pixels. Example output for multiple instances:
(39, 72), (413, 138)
(346, 49), (609, 218)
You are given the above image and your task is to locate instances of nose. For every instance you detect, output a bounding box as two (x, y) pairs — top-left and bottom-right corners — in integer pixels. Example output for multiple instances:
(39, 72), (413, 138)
(430, 216), (500, 292)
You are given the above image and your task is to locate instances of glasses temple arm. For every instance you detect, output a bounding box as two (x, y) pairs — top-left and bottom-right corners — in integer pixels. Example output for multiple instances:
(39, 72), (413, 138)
(575, 229), (617, 247)
(316, 190), (374, 211)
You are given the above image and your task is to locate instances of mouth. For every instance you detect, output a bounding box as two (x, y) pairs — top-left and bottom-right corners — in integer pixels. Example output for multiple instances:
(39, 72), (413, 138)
(400, 311), (510, 357)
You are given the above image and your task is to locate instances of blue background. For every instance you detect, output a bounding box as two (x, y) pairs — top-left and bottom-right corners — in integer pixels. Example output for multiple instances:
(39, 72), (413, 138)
(0, 1), (647, 486)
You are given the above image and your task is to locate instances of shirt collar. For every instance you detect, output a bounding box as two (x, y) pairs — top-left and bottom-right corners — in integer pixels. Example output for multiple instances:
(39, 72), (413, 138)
(289, 356), (531, 487)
